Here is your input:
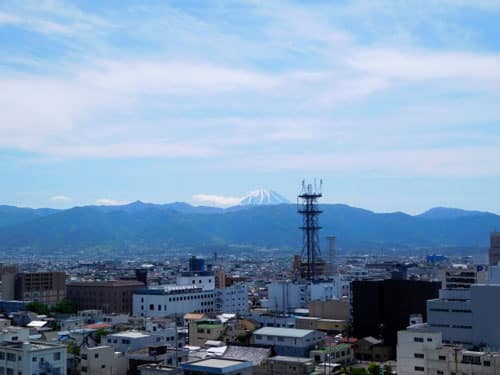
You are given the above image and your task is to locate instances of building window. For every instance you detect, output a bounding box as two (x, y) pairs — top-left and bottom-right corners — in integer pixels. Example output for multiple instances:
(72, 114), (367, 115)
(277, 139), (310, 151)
(484, 361), (491, 367)
(81, 354), (88, 360)
(414, 353), (424, 359)
(54, 352), (61, 361)
(438, 356), (446, 361)
(122, 339), (130, 344)
(414, 367), (425, 372)
(94, 353), (99, 359)
(6, 353), (16, 362)
(437, 371), (444, 375)
(149, 304), (154, 311)
(414, 337), (424, 342)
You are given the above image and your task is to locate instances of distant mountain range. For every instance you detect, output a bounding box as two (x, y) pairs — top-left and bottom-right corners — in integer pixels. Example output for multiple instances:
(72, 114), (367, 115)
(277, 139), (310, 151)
(0, 199), (498, 256)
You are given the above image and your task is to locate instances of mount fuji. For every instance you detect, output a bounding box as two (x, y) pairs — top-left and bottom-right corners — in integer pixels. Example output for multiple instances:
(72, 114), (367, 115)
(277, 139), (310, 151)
(239, 189), (290, 205)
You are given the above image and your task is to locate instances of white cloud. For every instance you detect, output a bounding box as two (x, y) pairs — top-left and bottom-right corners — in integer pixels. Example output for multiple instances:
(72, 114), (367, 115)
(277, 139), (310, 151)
(50, 195), (72, 202)
(191, 194), (241, 207)
(96, 198), (129, 206)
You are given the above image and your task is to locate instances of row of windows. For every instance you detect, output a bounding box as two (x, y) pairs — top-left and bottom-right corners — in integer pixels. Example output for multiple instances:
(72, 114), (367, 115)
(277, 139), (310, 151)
(140, 294), (214, 303)
(414, 337), (433, 342)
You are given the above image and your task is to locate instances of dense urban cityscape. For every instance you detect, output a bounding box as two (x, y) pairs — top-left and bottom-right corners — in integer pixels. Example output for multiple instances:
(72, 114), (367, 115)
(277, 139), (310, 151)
(2, 0), (500, 374)
(0, 182), (499, 374)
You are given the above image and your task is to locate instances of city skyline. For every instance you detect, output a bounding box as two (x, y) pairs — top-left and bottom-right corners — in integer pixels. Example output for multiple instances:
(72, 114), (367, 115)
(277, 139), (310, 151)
(1, 1), (500, 213)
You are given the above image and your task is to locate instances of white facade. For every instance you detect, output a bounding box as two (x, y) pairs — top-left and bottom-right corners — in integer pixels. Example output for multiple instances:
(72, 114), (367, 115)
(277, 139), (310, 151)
(104, 331), (162, 353)
(264, 278), (345, 313)
(427, 288), (473, 346)
(398, 324), (500, 375)
(80, 345), (127, 375)
(0, 341), (67, 375)
(134, 284), (248, 318)
(133, 286), (216, 317)
(427, 284), (500, 349)
(397, 325), (443, 375)
(216, 284), (248, 315)
(176, 273), (215, 291)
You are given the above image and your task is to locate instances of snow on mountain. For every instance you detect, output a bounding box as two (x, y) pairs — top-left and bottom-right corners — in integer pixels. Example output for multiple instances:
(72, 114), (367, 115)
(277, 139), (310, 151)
(239, 189), (290, 205)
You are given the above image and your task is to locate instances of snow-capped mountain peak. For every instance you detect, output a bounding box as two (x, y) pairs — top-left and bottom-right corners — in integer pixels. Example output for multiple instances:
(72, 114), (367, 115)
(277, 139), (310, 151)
(239, 189), (290, 205)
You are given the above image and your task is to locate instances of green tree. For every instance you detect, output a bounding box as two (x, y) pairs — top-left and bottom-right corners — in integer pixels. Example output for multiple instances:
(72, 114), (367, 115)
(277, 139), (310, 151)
(94, 328), (107, 344)
(368, 363), (381, 375)
(350, 368), (368, 375)
(26, 301), (50, 315)
(52, 299), (77, 314)
(383, 364), (392, 375)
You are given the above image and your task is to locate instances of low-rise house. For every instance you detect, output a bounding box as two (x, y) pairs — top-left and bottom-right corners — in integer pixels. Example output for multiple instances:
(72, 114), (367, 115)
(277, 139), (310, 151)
(310, 343), (353, 365)
(255, 355), (315, 375)
(253, 327), (325, 357)
(354, 336), (393, 362)
(181, 358), (253, 375)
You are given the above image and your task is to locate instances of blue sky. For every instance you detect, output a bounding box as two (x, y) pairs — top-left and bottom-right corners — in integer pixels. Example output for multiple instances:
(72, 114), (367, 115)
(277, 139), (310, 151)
(1, 0), (500, 213)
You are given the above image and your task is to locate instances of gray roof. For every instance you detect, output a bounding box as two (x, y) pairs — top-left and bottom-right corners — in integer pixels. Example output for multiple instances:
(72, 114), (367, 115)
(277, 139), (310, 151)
(223, 345), (271, 365)
(253, 327), (315, 338)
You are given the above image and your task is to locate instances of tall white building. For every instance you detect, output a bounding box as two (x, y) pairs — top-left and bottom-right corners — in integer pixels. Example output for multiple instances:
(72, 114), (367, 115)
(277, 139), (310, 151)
(427, 284), (500, 349)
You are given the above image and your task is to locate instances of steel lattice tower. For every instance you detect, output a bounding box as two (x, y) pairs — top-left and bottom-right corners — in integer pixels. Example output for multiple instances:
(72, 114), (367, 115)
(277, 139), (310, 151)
(297, 180), (323, 281)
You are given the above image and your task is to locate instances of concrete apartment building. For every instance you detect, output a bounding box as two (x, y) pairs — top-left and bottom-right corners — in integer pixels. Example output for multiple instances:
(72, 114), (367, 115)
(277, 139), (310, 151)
(438, 265), (489, 289)
(0, 327), (67, 375)
(14, 272), (66, 306)
(398, 323), (500, 375)
(427, 284), (500, 349)
(67, 280), (144, 313)
(80, 345), (127, 375)
(252, 327), (325, 357)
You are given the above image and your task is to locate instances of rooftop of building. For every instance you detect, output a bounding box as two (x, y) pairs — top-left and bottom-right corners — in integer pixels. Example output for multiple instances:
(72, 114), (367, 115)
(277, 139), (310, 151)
(68, 280), (144, 287)
(268, 355), (313, 363)
(108, 330), (150, 339)
(181, 358), (253, 371)
(0, 340), (65, 351)
(135, 285), (204, 295)
(253, 327), (316, 338)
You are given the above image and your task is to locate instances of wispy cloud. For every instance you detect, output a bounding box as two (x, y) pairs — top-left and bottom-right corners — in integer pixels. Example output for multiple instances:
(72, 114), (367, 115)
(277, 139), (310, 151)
(50, 195), (72, 202)
(95, 198), (129, 206)
(191, 194), (241, 207)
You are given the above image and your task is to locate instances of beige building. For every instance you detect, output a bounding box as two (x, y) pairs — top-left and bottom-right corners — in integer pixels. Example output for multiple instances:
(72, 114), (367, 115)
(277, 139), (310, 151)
(188, 320), (225, 346)
(308, 299), (349, 320)
(296, 317), (348, 333)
